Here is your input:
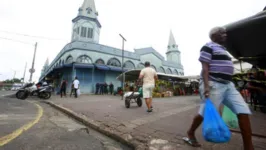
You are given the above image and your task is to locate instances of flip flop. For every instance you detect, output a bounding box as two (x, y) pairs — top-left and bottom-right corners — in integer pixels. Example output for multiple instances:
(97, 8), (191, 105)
(182, 137), (201, 147)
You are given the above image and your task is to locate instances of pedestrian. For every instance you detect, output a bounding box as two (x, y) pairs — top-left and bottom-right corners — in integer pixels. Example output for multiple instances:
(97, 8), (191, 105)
(138, 61), (158, 112)
(100, 83), (104, 95)
(95, 83), (99, 95)
(73, 77), (80, 98)
(183, 27), (253, 149)
(60, 79), (67, 98)
(104, 82), (108, 94)
(70, 80), (74, 97)
(109, 82), (114, 95)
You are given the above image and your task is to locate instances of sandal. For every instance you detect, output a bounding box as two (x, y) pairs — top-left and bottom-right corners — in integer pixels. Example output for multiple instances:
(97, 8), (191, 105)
(182, 137), (201, 147)
(147, 109), (153, 112)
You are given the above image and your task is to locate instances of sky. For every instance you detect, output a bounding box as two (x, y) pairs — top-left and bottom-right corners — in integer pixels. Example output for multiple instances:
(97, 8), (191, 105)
(0, 0), (265, 82)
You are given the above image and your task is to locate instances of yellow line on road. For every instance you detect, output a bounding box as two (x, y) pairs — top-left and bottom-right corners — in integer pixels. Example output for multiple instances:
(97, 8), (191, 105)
(0, 101), (43, 146)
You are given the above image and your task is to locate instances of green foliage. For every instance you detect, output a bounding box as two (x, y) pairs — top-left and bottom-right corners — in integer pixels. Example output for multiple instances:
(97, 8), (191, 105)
(3, 78), (22, 84)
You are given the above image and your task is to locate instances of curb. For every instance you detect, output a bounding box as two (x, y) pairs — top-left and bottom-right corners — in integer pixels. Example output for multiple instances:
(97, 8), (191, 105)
(43, 101), (141, 150)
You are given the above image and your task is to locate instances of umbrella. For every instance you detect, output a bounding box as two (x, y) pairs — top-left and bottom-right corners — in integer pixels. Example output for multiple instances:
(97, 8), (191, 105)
(224, 10), (266, 69)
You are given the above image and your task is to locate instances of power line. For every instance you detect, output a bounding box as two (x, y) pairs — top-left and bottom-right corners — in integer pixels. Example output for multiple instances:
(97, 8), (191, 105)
(0, 37), (34, 45)
(0, 30), (68, 42)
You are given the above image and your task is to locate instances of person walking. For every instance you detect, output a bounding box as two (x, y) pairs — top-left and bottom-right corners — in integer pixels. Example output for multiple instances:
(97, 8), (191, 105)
(183, 27), (253, 150)
(60, 79), (67, 98)
(100, 83), (104, 95)
(138, 61), (158, 112)
(95, 83), (100, 95)
(70, 80), (74, 97)
(109, 82), (114, 95)
(73, 77), (80, 98)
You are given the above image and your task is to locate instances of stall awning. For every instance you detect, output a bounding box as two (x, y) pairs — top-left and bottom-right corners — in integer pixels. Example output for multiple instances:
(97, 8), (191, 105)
(109, 66), (127, 72)
(95, 64), (110, 71)
(224, 11), (266, 69)
(63, 64), (73, 68)
(74, 63), (94, 69)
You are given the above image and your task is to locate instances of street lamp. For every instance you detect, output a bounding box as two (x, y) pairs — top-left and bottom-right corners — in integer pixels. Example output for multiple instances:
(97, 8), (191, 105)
(119, 34), (127, 100)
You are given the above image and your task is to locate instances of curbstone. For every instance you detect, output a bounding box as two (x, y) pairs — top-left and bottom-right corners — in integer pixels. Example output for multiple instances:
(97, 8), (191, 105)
(43, 101), (147, 150)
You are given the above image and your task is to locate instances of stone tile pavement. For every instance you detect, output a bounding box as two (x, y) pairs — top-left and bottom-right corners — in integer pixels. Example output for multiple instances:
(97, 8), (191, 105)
(48, 95), (266, 150)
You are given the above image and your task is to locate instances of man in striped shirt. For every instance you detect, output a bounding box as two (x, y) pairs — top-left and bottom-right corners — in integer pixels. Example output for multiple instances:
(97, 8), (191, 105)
(183, 27), (253, 150)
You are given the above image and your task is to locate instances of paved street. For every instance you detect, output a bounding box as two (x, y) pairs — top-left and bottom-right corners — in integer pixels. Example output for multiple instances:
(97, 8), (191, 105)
(0, 91), (16, 97)
(0, 96), (131, 150)
(49, 95), (266, 150)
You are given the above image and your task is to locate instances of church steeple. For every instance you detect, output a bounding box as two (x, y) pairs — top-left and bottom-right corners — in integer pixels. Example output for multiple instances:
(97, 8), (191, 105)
(71, 0), (101, 43)
(44, 58), (49, 67)
(41, 58), (49, 76)
(166, 30), (181, 64)
(78, 0), (98, 18)
(167, 30), (179, 52)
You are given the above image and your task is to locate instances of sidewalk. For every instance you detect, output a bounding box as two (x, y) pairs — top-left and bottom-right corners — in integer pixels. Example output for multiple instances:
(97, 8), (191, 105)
(46, 95), (266, 150)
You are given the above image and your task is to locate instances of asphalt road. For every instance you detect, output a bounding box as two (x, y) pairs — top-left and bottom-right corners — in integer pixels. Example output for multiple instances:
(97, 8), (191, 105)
(0, 96), (131, 150)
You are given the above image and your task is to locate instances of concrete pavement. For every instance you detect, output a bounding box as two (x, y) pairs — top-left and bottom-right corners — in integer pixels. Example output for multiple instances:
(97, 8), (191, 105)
(47, 95), (266, 150)
(0, 96), (131, 150)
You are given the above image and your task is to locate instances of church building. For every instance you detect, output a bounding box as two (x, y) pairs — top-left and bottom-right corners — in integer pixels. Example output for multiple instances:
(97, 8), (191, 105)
(39, 0), (184, 94)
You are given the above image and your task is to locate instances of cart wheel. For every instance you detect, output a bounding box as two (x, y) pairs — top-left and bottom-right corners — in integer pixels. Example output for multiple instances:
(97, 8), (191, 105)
(125, 98), (130, 108)
(137, 98), (142, 107)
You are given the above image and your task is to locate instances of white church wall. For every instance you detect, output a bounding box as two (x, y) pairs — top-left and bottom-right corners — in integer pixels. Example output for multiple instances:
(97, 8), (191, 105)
(140, 53), (163, 70)
(72, 19), (100, 43)
(61, 49), (140, 68)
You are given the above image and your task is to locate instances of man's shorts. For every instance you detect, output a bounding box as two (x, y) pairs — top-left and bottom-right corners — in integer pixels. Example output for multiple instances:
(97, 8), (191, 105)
(198, 80), (251, 116)
(143, 84), (155, 99)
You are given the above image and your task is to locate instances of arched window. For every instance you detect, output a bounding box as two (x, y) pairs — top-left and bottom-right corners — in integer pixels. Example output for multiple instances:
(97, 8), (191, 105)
(166, 68), (172, 74)
(77, 55), (92, 63)
(107, 58), (121, 67)
(123, 61), (135, 70)
(173, 69), (178, 75)
(66, 56), (73, 64)
(137, 63), (145, 69)
(95, 59), (105, 65)
(158, 67), (165, 73)
(59, 60), (62, 66)
(62, 60), (64, 65)
(151, 65), (157, 71)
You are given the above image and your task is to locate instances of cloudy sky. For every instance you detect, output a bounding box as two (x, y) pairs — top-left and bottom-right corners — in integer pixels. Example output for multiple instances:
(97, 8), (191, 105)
(0, 0), (265, 82)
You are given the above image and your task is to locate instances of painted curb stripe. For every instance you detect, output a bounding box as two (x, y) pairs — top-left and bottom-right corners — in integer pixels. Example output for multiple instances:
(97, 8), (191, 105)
(0, 101), (43, 146)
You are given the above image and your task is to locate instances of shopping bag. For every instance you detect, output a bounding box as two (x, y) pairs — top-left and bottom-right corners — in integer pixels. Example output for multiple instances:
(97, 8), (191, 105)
(203, 98), (231, 143)
(222, 106), (239, 129)
(138, 87), (143, 97)
(77, 89), (81, 96)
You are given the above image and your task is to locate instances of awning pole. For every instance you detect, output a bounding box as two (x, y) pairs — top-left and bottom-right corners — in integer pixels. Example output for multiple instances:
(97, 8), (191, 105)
(240, 60), (243, 73)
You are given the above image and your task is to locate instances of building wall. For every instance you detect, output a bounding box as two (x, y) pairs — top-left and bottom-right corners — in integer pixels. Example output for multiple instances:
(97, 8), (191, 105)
(72, 19), (100, 43)
(139, 53), (163, 70)
(167, 51), (181, 64)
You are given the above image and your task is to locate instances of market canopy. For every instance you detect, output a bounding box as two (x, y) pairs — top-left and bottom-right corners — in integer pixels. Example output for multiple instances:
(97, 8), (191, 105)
(116, 69), (199, 82)
(224, 10), (266, 69)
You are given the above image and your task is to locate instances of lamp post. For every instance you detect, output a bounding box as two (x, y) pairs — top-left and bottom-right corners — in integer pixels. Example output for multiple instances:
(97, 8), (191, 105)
(29, 42), (38, 82)
(119, 34), (127, 100)
(23, 62), (27, 83)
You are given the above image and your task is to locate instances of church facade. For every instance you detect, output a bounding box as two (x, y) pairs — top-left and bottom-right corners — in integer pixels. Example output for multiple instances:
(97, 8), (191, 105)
(39, 0), (184, 94)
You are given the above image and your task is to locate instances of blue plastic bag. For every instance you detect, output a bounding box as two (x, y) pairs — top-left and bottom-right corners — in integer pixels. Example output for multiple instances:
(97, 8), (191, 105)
(202, 98), (231, 143)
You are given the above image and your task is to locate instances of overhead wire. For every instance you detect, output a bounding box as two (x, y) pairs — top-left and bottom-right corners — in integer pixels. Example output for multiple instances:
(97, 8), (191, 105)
(0, 37), (34, 45)
(0, 30), (68, 42)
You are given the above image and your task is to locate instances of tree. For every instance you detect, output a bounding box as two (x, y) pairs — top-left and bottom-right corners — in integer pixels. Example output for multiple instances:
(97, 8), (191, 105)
(3, 78), (22, 84)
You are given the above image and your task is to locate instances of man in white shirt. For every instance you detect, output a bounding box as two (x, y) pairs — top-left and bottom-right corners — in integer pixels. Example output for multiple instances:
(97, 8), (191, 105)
(73, 77), (80, 98)
(139, 62), (158, 112)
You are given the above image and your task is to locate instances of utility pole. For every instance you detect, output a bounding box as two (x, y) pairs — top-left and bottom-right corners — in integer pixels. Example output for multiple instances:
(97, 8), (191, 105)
(23, 62), (27, 83)
(29, 42), (37, 82)
(119, 34), (126, 100)
(13, 71), (16, 80)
